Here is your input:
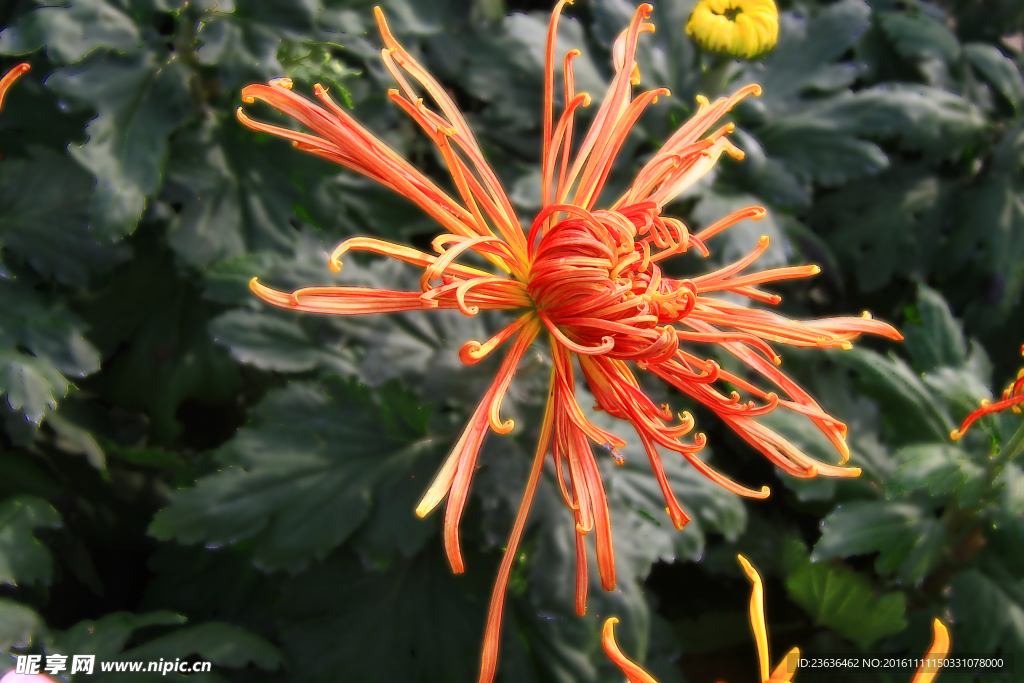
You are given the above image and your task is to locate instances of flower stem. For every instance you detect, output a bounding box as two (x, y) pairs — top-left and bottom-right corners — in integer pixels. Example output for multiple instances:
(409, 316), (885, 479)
(700, 52), (736, 99)
(1000, 420), (1024, 463)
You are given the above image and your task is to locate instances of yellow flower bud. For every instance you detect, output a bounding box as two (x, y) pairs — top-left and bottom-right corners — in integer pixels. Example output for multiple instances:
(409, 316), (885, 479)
(686, 0), (779, 59)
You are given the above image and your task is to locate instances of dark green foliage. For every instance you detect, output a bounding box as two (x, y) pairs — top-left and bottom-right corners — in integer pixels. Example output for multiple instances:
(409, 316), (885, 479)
(1, 0), (1023, 681)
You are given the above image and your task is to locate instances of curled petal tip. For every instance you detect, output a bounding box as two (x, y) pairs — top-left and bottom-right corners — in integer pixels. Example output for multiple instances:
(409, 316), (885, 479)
(269, 77), (293, 89)
(490, 417), (515, 434)
(810, 265), (821, 275)
(950, 429), (962, 441)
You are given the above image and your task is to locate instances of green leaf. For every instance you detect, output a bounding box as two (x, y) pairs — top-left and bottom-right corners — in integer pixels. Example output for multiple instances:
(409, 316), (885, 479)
(163, 117), (311, 269)
(878, 12), (961, 63)
(48, 51), (192, 240)
(813, 500), (945, 585)
(0, 351), (68, 426)
(277, 547), (487, 683)
(810, 167), (942, 291)
(0, 0), (141, 63)
(887, 444), (985, 504)
(208, 309), (356, 375)
(785, 538), (907, 649)
(47, 611), (186, 662)
(83, 231), (242, 441)
(903, 284), (969, 372)
(120, 622), (283, 670)
(939, 176), (1024, 330)
(194, 0), (320, 89)
(0, 496), (61, 587)
(751, 0), (872, 107)
(0, 598), (43, 651)
(0, 278), (101, 427)
(758, 123), (889, 187)
(965, 43), (1024, 112)
(149, 378), (442, 571)
(841, 348), (954, 444)
(878, 11), (961, 87)
(806, 86), (986, 160)
(949, 570), (1024, 658)
(0, 146), (128, 286)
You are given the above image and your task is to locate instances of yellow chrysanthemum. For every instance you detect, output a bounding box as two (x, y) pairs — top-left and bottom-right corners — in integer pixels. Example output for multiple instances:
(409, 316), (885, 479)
(686, 0), (779, 59)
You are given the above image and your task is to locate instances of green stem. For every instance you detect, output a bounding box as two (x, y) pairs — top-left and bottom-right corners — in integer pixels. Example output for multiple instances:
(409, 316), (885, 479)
(1000, 419), (1024, 463)
(700, 52), (735, 99)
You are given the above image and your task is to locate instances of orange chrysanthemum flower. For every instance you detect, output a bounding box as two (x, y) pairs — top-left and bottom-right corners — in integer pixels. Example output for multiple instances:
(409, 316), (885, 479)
(951, 344), (1024, 440)
(602, 554), (950, 683)
(237, 3), (901, 679)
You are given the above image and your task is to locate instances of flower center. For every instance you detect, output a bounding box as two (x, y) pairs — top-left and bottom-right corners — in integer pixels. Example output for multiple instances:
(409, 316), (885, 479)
(526, 203), (698, 362)
(714, 5), (742, 21)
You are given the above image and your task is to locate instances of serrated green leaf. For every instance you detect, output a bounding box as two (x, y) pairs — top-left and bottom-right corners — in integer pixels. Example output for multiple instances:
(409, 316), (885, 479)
(208, 309), (355, 375)
(48, 51), (192, 239)
(0, 146), (128, 285)
(163, 117), (309, 269)
(758, 124), (889, 187)
(785, 538), (907, 649)
(887, 444), (985, 504)
(0, 0), (140, 63)
(149, 378), (442, 570)
(0, 351), (68, 425)
(805, 85), (986, 160)
(83, 231), (242, 441)
(750, 0), (872, 107)
(0, 598), (43, 651)
(141, 544), (279, 633)
(878, 11), (961, 65)
(965, 43), (1024, 112)
(278, 547), (487, 683)
(813, 500), (945, 584)
(194, 0), (320, 89)
(810, 167), (942, 291)
(903, 284), (969, 372)
(47, 611), (187, 662)
(992, 120), (1024, 173)
(0, 496), (61, 587)
(939, 176), (1024, 330)
(120, 622), (283, 670)
(841, 348), (954, 444)
(949, 570), (1024, 658)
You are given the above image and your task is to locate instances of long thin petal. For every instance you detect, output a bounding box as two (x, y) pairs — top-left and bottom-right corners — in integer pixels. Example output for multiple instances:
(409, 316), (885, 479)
(910, 619), (950, 683)
(602, 618), (659, 683)
(478, 367), (556, 683)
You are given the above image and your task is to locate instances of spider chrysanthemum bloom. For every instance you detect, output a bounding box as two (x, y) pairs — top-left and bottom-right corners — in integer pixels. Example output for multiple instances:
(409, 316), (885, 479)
(238, 2), (900, 679)
(686, 0), (779, 59)
(951, 344), (1024, 440)
(602, 555), (950, 683)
